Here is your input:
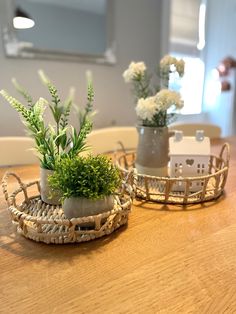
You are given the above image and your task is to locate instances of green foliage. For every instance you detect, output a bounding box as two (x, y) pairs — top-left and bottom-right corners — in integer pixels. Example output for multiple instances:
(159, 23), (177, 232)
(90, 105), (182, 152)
(48, 155), (121, 200)
(12, 78), (34, 108)
(0, 71), (95, 170)
(131, 72), (153, 101)
(142, 112), (176, 127)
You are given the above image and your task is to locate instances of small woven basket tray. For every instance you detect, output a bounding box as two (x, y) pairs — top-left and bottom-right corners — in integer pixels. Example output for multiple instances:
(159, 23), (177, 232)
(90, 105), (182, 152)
(116, 143), (230, 205)
(1, 170), (136, 244)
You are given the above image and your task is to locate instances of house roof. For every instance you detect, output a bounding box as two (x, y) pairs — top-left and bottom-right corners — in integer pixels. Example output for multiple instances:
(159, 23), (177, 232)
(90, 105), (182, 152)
(169, 135), (210, 156)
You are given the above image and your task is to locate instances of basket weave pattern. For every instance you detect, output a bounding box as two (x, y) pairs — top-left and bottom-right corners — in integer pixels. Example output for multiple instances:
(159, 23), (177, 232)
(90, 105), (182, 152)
(2, 171), (136, 244)
(116, 143), (230, 204)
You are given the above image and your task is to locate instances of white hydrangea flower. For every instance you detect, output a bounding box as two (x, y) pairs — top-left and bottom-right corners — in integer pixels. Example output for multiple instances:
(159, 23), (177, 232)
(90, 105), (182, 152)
(160, 55), (185, 77)
(123, 61), (147, 83)
(176, 59), (185, 77)
(135, 96), (157, 121)
(160, 55), (176, 68)
(155, 89), (184, 111)
(122, 69), (132, 83)
(123, 55), (185, 126)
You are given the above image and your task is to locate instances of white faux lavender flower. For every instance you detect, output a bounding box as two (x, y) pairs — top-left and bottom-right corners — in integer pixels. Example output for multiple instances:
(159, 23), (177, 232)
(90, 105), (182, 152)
(123, 61), (147, 83)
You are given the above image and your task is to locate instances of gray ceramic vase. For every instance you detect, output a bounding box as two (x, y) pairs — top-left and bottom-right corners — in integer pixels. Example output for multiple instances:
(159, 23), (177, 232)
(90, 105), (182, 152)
(135, 126), (170, 177)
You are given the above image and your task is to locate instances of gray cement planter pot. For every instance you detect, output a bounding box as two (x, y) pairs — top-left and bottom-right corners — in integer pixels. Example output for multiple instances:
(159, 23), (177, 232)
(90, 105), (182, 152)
(40, 168), (61, 205)
(63, 195), (114, 220)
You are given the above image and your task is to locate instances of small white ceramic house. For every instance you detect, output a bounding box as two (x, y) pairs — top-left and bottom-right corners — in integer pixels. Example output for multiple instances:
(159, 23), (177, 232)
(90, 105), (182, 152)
(169, 130), (210, 192)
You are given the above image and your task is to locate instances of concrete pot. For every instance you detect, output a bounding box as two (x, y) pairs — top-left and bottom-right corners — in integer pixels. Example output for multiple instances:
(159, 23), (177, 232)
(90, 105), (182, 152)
(40, 168), (61, 205)
(135, 126), (170, 177)
(63, 195), (114, 219)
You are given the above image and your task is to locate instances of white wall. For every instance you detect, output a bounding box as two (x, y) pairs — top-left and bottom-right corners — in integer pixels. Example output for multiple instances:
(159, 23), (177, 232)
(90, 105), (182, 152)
(0, 0), (163, 136)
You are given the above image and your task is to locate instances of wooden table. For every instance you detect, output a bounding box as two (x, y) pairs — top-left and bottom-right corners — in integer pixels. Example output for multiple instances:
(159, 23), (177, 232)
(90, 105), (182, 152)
(1, 137), (236, 313)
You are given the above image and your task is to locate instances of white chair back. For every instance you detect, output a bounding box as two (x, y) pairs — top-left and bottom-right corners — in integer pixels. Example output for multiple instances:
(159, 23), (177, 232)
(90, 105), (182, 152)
(0, 137), (38, 166)
(169, 123), (222, 139)
(86, 127), (138, 154)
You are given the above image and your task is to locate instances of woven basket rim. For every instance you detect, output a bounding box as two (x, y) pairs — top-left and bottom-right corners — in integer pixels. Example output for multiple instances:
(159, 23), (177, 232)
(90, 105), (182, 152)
(116, 142), (230, 180)
(115, 143), (230, 204)
(1, 171), (136, 244)
(118, 159), (228, 180)
(8, 193), (131, 225)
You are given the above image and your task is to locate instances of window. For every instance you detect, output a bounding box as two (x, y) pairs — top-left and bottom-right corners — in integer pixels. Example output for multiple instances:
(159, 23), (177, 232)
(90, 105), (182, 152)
(169, 0), (204, 115)
(170, 53), (204, 114)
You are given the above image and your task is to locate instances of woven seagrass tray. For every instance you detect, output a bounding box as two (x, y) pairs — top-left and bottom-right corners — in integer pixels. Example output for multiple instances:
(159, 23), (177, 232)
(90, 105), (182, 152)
(2, 170), (136, 244)
(116, 143), (230, 205)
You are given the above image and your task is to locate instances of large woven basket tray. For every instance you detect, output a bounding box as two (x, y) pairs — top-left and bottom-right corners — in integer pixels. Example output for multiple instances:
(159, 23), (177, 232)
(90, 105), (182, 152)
(1, 170), (136, 244)
(116, 143), (230, 205)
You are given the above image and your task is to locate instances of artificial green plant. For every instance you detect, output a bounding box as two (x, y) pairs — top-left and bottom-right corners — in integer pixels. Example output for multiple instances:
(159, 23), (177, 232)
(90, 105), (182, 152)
(0, 71), (94, 170)
(48, 154), (121, 201)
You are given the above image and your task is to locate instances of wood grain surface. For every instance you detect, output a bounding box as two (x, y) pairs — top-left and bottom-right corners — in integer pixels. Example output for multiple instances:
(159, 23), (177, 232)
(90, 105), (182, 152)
(0, 137), (236, 314)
